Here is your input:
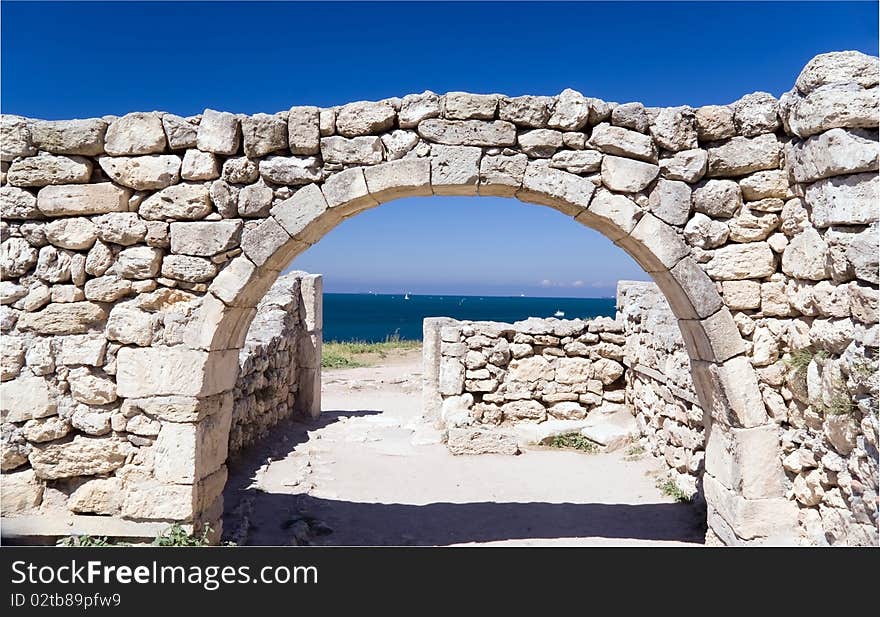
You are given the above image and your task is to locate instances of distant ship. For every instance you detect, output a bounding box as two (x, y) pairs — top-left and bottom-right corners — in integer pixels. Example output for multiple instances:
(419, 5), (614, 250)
(554, 310), (565, 317)
(404, 292), (410, 300)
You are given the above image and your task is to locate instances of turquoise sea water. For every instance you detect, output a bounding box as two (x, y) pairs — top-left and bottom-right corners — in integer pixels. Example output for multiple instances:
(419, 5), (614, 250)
(323, 293), (617, 342)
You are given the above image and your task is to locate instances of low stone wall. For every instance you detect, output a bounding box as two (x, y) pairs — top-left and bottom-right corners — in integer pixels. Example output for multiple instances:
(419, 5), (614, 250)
(229, 271), (321, 454)
(426, 315), (627, 430)
(619, 281), (705, 499)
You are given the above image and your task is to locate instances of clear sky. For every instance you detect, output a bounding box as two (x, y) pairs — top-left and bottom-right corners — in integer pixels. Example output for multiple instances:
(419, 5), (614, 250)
(3, 2), (877, 297)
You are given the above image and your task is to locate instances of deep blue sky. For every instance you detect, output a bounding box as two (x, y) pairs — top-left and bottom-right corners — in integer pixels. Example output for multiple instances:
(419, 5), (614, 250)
(3, 2), (877, 297)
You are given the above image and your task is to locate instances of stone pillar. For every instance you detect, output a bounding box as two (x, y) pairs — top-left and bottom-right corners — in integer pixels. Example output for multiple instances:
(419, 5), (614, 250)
(422, 317), (456, 422)
(295, 273), (322, 419)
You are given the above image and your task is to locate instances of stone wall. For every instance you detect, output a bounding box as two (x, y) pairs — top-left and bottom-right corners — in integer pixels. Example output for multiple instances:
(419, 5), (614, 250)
(0, 50), (876, 545)
(429, 316), (627, 433)
(618, 281), (705, 500)
(230, 271), (321, 454)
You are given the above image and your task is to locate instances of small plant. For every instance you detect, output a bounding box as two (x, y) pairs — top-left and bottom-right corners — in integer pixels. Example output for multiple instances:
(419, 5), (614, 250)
(152, 524), (212, 547)
(57, 535), (114, 547)
(547, 432), (599, 453)
(784, 346), (827, 401)
(624, 444), (646, 460)
(657, 478), (691, 503)
(820, 393), (854, 416)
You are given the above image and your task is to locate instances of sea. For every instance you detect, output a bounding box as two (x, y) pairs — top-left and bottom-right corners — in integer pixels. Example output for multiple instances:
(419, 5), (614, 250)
(323, 293), (617, 342)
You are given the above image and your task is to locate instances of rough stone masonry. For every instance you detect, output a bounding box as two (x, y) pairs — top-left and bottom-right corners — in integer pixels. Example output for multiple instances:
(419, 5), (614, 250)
(0, 50), (877, 545)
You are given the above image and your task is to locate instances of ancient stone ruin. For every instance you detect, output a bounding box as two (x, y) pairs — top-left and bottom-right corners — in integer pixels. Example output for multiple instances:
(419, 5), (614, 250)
(0, 50), (877, 545)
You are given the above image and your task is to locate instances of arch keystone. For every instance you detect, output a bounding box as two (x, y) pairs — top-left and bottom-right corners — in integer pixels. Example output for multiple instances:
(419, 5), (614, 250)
(363, 159), (431, 203)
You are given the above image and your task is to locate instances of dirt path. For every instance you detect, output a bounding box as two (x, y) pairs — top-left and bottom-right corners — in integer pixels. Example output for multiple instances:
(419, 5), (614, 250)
(222, 349), (705, 546)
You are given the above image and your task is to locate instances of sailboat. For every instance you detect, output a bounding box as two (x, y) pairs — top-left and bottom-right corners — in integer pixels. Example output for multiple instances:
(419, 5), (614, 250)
(404, 292), (411, 300)
(554, 310), (565, 317)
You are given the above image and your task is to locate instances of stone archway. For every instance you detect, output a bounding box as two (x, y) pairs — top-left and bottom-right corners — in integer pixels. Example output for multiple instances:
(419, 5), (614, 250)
(2, 51), (877, 546)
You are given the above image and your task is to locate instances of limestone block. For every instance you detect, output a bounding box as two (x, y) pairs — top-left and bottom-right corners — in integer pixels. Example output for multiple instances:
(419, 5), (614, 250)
(627, 213), (689, 270)
(270, 184), (334, 244)
(431, 145), (481, 195)
(180, 149), (220, 181)
(706, 134), (782, 177)
(805, 172), (878, 229)
(789, 128), (878, 184)
(1, 115), (36, 161)
(241, 113), (287, 158)
(650, 106), (698, 152)
(116, 245), (163, 279)
(600, 155), (659, 192)
(97, 154), (181, 190)
(154, 411), (231, 483)
(28, 435), (130, 480)
(795, 50), (878, 94)
(104, 112), (166, 155)
(321, 166), (378, 216)
(320, 136), (383, 165)
(785, 83), (878, 138)
(0, 376), (58, 422)
(398, 91), (441, 128)
(45, 217), (97, 250)
(363, 159), (431, 203)
(16, 301), (107, 335)
(648, 178), (691, 226)
(517, 129), (563, 157)
(169, 220), (242, 256)
(548, 150), (602, 175)
(659, 149), (707, 183)
(478, 153), (528, 197)
(139, 183), (212, 220)
(1, 237), (38, 278)
(444, 92), (498, 120)
(446, 428), (519, 455)
(417, 119), (516, 147)
(610, 102), (648, 133)
(196, 109), (241, 155)
(781, 227), (829, 281)
(722, 280), (761, 310)
(259, 155), (321, 185)
(589, 122), (657, 162)
(704, 243), (775, 280)
(31, 118), (107, 156)
(580, 188), (640, 241)
(287, 106), (321, 155)
(162, 114), (199, 150)
(8, 153), (92, 187)
(381, 130), (419, 160)
(499, 95), (552, 128)
(335, 101), (396, 137)
(0, 468), (43, 514)
(518, 163), (596, 216)
(162, 254), (218, 283)
(68, 477), (121, 515)
(692, 179), (742, 218)
(116, 347), (239, 398)
(37, 183), (130, 217)
(0, 185), (39, 219)
(695, 105), (736, 142)
(733, 92), (780, 137)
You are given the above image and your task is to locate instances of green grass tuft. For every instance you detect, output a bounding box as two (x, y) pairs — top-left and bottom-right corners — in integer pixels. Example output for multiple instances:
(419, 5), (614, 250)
(321, 335), (420, 369)
(151, 524), (212, 547)
(624, 444), (646, 460)
(656, 478), (691, 503)
(57, 535), (114, 547)
(547, 432), (599, 453)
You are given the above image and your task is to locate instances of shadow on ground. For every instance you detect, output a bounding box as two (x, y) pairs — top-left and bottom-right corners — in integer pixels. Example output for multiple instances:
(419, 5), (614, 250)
(222, 410), (706, 546)
(246, 494), (706, 546)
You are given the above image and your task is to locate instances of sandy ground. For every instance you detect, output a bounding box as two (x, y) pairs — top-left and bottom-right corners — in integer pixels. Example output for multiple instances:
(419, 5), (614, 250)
(222, 349), (705, 546)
